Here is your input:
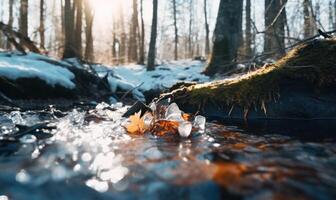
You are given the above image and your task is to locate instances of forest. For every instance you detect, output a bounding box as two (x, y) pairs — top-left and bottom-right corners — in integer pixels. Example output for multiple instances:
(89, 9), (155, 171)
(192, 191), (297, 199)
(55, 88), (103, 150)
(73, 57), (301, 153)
(0, 0), (336, 200)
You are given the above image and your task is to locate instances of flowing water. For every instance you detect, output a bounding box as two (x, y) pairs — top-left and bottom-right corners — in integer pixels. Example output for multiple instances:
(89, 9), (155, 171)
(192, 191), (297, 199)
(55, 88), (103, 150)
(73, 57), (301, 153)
(0, 103), (335, 200)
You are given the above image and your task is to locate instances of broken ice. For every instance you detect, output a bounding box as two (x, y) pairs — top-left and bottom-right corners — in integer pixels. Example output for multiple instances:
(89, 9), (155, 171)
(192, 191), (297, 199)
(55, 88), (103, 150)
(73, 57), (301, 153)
(194, 115), (206, 131)
(165, 103), (184, 121)
(19, 134), (37, 144)
(178, 121), (192, 138)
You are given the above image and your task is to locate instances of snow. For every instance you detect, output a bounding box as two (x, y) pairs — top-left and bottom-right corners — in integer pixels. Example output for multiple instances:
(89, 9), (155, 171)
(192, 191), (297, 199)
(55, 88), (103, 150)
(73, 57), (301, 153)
(0, 52), (76, 89)
(94, 60), (209, 101)
(0, 51), (209, 101)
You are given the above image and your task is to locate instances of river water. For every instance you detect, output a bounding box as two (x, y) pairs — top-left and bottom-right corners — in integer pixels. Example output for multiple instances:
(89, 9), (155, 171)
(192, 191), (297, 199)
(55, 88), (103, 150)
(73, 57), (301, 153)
(0, 103), (335, 200)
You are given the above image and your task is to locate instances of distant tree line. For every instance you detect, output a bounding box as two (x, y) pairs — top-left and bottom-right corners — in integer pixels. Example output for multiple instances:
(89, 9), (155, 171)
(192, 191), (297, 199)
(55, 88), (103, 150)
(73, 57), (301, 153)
(0, 0), (335, 74)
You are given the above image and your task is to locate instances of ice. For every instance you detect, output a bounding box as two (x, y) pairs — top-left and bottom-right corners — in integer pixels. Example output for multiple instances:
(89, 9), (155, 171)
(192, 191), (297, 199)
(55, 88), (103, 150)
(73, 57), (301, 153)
(95, 102), (110, 110)
(193, 115), (206, 131)
(165, 103), (184, 121)
(19, 134), (37, 144)
(178, 121), (192, 138)
(143, 113), (154, 128)
(8, 111), (25, 125)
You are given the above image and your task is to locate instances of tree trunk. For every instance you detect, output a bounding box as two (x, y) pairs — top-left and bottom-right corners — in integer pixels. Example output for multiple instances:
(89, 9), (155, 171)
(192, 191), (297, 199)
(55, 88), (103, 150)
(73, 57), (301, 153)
(39, 0), (45, 49)
(204, 0), (243, 76)
(74, 0), (83, 58)
(63, 0), (76, 59)
(188, 0), (193, 58)
(173, 0), (178, 60)
(19, 0), (28, 45)
(128, 0), (139, 63)
(0, 1), (3, 48)
(6, 0), (14, 49)
(84, 0), (94, 61)
(264, 0), (287, 56)
(245, 0), (252, 58)
(303, 0), (315, 38)
(139, 0), (145, 65)
(204, 0), (210, 56)
(334, 0), (336, 30)
(147, 0), (158, 71)
(329, 1), (334, 30)
(118, 2), (126, 64)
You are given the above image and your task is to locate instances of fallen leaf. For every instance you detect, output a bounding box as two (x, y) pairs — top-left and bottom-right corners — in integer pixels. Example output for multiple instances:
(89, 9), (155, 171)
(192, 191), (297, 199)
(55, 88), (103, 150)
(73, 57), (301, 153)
(126, 112), (146, 134)
(182, 113), (191, 121)
(151, 120), (180, 136)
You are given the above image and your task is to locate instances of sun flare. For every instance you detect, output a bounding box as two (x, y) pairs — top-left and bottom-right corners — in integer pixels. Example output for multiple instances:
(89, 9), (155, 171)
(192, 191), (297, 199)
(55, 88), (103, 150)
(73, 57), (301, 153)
(88, 0), (116, 22)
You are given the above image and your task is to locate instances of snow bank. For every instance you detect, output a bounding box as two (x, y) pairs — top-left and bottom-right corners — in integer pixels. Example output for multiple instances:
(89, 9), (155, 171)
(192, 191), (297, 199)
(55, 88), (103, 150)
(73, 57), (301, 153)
(94, 60), (209, 101)
(0, 52), (75, 89)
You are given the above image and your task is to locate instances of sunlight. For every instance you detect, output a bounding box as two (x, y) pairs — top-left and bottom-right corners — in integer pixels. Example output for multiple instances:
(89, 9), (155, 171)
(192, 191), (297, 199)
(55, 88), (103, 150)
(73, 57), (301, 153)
(88, 0), (115, 23)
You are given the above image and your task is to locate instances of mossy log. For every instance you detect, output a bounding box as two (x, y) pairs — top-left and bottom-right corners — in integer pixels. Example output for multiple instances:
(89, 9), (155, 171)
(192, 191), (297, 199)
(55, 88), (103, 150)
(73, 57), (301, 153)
(162, 39), (336, 120)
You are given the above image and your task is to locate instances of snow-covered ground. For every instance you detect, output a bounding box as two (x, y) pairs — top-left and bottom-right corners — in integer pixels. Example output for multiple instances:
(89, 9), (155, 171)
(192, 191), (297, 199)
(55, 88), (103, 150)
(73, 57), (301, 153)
(0, 52), (75, 89)
(0, 52), (209, 101)
(94, 60), (210, 101)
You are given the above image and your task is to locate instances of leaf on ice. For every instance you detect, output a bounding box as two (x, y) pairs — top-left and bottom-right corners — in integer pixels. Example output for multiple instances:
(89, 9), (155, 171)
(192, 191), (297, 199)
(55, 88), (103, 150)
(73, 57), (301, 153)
(151, 120), (180, 136)
(126, 112), (146, 134)
(182, 113), (191, 121)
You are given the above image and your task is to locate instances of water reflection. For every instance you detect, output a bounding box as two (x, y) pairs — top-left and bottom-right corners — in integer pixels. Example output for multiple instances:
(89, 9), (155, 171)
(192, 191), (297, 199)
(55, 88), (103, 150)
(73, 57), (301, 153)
(0, 106), (335, 200)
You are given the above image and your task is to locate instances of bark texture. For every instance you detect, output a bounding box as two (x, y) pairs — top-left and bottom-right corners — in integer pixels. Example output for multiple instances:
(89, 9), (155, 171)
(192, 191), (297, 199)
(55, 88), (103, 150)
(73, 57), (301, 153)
(147, 0), (158, 71)
(204, 0), (243, 76)
(264, 0), (287, 56)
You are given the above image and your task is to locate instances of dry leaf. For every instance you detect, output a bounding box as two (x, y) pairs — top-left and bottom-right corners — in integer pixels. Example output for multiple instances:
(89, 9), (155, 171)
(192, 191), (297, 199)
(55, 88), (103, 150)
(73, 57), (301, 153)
(182, 113), (191, 121)
(126, 112), (146, 134)
(151, 120), (180, 136)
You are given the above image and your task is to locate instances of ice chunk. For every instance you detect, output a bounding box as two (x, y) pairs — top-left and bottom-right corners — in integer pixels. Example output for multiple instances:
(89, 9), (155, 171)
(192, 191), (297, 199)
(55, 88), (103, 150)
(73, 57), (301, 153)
(193, 115), (206, 131)
(166, 114), (184, 122)
(165, 103), (184, 121)
(9, 111), (25, 125)
(96, 102), (110, 110)
(165, 103), (181, 118)
(178, 121), (192, 138)
(143, 113), (154, 128)
(19, 134), (37, 144)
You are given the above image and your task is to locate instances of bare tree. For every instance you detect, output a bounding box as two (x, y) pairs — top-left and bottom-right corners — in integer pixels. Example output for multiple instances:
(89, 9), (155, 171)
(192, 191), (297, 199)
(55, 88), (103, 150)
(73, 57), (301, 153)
(19, 0), (28, 45)
(303, 0), (315, 38)
(128, 0), (139, 63)
(84, 0), (94, 61)
(74, 0), (83, 58)
(139, 0), (145, 65)
(334, 0), (336, 29)
(204, 0), (210, 56)
(63, 0), (76, 58)
(245, 0), (252, 58)
(39, 0), (45, 49)
(188, 0), (193, 58)
(264, 0), (287, 56)
(147, 0), (158, 71)
(172, 0), (178, 60)
(204, 0), (243, 76)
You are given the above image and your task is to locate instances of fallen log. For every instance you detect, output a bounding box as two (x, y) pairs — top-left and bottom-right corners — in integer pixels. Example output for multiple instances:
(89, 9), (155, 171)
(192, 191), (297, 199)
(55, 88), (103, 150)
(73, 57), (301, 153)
(162, 39), (336, 120)
(0, 21), (41, 54)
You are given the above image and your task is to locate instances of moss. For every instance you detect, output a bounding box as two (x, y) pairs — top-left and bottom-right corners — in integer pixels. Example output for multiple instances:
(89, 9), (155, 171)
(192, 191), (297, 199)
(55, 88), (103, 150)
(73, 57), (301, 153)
(172, 39), (336, 109)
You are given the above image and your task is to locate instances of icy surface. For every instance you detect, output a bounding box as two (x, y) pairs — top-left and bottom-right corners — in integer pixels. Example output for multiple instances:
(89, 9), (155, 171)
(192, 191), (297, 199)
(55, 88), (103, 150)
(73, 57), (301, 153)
(94, 60), (209, 101)
(0, 104), (336, 200)
(178, 121), (192, 138)
(0, 52), (75, 89)
(194, 115), (206, 132)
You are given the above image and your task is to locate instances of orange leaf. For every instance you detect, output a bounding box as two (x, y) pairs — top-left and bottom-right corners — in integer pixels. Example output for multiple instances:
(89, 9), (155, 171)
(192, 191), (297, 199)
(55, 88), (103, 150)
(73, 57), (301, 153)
(126, 112), (146, 134)
(152, 120), (180, 136)
(182, 113), (191, 121)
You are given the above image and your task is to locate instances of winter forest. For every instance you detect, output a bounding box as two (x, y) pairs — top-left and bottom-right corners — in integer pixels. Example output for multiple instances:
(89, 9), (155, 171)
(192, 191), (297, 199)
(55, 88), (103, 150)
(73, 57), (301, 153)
(0, 0), (336, 200)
